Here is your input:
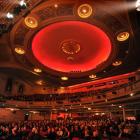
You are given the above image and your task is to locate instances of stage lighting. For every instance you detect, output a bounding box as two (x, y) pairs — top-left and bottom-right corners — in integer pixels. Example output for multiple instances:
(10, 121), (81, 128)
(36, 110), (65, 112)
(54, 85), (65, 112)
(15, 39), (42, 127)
(19, 0), (27, 8)
(6, 12), (14, 19)
(136, 0), (140, 11)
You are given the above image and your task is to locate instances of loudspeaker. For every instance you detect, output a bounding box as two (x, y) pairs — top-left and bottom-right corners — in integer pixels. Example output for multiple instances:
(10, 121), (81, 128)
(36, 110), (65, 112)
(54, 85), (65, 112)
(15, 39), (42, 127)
(5, 78), (13, 92)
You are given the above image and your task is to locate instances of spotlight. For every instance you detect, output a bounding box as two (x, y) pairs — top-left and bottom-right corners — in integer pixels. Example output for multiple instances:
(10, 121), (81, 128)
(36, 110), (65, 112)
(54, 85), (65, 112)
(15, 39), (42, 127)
(19, 0), (27, 7)
(136, 0), (140, 11)
(6, 12), (14, 19)
(19, 0), (27, 9)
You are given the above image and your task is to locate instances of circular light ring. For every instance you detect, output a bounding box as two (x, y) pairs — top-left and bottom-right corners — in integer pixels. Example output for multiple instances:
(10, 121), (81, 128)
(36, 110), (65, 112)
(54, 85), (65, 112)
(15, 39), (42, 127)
(15, 47), (25, 55)
(34, 68), (42, 73)
(117, 32), (129, 41)
(61, 39), (81, 55)
(24, 16), (38, 28)
(112, 60), (122, 66)
(77, 4), (93, 18)
(61, 76), (68, 81)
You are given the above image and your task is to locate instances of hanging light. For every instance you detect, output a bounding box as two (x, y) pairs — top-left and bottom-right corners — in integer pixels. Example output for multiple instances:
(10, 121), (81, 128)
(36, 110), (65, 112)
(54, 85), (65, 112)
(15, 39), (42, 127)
(19, 0), (27, 7)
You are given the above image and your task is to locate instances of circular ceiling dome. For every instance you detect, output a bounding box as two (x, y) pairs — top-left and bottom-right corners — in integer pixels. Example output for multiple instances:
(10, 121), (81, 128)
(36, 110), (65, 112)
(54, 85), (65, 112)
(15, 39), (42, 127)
(32, 21), (112, 73)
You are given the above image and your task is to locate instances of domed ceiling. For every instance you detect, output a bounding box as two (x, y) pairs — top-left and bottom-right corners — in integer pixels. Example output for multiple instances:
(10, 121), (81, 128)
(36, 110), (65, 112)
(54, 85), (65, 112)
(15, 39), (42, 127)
(32, 21), (113, 74)
(0, 0), (140, 87)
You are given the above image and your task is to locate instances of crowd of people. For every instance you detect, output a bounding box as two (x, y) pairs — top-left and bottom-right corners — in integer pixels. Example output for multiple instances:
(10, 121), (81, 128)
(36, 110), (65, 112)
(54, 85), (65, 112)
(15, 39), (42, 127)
(0, 119), (140, 140)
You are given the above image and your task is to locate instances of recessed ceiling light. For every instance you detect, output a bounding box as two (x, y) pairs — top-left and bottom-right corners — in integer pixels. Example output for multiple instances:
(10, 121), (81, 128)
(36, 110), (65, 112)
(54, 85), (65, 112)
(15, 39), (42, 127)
(89, 74), (97, 79)
(112, 60), (122, 66)
(24, 16), (38, 28)
(117, 32), (129, 41)
(6, 12), (14, 19)
(77, 4), (93, 18)
(34, 68), (42, 73)
(15, 47), (25, 55)
(61, 76), (68, 81)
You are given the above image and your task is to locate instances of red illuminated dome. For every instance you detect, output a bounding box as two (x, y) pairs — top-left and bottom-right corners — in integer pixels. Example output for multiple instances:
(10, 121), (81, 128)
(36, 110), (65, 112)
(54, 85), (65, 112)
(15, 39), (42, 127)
(32, 21), (112, 74)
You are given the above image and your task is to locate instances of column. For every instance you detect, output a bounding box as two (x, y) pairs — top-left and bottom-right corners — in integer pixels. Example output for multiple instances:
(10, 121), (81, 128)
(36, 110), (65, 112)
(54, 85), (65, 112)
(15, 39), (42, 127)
(123, 108), (126, 121)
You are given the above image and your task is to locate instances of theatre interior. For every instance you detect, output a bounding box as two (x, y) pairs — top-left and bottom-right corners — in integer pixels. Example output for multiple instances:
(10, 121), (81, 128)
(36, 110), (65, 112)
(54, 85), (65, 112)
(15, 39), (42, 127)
(0, 0), (140, 139)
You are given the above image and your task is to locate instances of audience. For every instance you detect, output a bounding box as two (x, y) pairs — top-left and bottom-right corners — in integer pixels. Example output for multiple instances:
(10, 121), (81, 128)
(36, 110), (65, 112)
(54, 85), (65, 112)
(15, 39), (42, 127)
(0, 119), (140, 140)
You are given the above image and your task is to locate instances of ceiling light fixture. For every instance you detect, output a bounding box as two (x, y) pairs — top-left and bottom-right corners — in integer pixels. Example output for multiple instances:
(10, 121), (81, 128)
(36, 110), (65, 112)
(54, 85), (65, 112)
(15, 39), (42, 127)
(136, 0), (140, 11)
(117, 32), (129, 41)
(36, 80), (44, 85)
(14, 47), (25, 55)
(24, 16), (38, 28)
(34, 68), (42, 73)
(77, 4), (93, 18)
(89, 74), (97, 79)
(112, 60), (122, 66)
(61, 76), (68, 81)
